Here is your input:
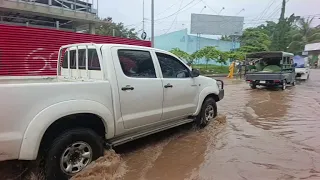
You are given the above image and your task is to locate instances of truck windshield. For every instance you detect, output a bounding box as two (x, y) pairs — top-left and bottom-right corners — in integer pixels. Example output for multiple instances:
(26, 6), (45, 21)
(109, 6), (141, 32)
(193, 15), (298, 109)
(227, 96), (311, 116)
(293, 56), (305, 68)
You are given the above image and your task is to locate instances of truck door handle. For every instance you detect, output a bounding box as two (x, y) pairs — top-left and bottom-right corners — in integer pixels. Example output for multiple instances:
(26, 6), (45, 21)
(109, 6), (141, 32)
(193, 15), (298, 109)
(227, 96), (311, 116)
(164, 83), (173, 88)
(121, 85), (134, 91)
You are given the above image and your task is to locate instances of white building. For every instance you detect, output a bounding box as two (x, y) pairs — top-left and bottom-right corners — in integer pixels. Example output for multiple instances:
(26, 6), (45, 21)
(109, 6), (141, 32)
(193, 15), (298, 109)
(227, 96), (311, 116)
(305, 42), (320, 67)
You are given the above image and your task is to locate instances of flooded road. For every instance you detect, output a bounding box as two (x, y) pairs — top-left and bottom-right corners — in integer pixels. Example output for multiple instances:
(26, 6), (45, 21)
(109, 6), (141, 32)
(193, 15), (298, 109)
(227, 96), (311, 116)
(108, 69), (320, 180)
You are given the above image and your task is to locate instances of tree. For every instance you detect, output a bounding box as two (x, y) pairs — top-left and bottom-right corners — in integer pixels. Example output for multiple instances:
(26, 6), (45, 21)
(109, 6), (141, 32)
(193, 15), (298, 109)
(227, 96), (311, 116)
(96, 17), (139, 39)
(229, 51), (246, 61)
(256, 21), (277, 37)
(288, 17), (320, 54)
(238, 28), (271, 53)
(220, 35), (232, 41)
(169, 48), (194, 64)
(217, 52), (228, 66)
(194, 46), (221, 68)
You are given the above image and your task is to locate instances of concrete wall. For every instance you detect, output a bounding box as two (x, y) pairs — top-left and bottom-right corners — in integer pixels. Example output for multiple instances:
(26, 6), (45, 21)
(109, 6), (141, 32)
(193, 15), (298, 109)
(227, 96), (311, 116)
(154, 29), (240, 65)
(154, 29), (188, 52)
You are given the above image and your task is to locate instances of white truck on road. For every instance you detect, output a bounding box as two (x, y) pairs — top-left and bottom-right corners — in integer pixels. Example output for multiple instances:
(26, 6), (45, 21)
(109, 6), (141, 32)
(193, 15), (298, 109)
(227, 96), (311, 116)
(294, 56), (310, 80)
(0, 43), (224, 180)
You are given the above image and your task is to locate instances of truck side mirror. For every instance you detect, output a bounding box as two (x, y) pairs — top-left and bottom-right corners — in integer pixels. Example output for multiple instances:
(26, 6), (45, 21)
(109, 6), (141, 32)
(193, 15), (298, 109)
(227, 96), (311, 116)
(191, 69), (200, 77)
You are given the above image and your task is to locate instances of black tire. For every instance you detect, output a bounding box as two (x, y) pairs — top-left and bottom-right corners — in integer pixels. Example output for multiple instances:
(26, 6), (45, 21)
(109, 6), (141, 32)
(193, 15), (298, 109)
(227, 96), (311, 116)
(250, 82), (257, 89)
(45, 128), (104, 180)
(196, 98), (217, 128)
(292, 80), (296, 86)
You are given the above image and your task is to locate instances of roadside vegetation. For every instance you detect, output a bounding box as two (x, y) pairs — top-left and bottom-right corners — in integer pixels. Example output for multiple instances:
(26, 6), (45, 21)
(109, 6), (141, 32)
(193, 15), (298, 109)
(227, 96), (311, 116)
(192, 64), (229, 75)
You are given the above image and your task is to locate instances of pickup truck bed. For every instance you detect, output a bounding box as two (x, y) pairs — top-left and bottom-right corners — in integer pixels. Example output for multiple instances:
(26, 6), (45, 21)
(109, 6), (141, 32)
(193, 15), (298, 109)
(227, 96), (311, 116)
(0, 77), (113, 161)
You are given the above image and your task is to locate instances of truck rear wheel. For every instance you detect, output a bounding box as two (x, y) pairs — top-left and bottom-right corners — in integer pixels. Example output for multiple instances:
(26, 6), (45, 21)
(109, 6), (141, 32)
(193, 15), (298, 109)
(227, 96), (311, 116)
(196, 97), (217, 128)
(250, 81), (257, 89)
(44, 128), (104, 180)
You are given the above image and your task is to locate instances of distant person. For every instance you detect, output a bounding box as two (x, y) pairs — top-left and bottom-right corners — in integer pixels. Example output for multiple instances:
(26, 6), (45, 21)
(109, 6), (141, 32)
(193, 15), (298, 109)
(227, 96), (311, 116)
(227, 61), (235, 78)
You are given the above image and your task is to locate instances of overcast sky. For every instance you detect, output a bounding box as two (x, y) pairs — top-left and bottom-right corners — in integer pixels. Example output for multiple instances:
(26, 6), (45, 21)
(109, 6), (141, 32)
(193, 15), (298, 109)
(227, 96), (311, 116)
(97, 0), (320, 37)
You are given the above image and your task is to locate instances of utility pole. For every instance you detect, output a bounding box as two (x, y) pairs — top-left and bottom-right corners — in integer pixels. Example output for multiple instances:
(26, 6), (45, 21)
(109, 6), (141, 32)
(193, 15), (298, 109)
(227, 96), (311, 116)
(278, 0), (286, 51)
(142, 0), (145, 33)
(151, 0), (155, 47)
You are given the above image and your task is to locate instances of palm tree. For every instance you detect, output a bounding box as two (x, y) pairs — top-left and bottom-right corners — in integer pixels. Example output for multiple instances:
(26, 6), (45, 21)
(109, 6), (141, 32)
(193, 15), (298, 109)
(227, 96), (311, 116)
(288, 17), (320, 54)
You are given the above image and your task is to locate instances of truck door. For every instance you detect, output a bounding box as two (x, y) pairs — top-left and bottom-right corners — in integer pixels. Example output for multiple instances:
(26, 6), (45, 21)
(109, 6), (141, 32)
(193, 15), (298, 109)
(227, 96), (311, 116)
(155, 52), (198, 121)
(112, 47), (164, 129)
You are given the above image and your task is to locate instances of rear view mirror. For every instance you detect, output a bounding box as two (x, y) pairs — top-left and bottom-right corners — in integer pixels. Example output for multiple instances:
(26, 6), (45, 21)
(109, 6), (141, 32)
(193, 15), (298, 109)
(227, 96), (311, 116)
(191, 69), (200, 77)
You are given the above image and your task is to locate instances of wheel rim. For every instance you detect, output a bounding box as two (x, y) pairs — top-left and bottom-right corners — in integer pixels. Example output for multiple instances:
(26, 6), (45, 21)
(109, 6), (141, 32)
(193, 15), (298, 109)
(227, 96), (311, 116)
(283, 81), (286, 89)
(204, 105), (215, 122)
(60, 142), (93, 175)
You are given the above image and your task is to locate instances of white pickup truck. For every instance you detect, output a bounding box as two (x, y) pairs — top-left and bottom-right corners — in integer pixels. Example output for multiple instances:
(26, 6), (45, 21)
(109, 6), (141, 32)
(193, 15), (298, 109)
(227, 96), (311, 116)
(0, 43), (224, 180)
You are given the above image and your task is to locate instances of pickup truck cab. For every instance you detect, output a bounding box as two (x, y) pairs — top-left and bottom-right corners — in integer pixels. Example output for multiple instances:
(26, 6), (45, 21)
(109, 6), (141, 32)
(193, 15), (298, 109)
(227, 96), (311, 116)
(0, 43), (224, 180)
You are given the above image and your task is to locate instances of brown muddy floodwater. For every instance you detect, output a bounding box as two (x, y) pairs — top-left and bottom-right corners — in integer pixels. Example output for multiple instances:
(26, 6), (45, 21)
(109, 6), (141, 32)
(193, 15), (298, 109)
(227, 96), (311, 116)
(2, 70), (320, 180)
(113, 70), (320, 180)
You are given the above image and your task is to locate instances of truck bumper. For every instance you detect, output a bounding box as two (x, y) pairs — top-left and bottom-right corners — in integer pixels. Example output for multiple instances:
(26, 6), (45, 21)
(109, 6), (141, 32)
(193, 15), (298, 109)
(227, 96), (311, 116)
(218, 89), (224, 101)
(216, 80), (224, 101)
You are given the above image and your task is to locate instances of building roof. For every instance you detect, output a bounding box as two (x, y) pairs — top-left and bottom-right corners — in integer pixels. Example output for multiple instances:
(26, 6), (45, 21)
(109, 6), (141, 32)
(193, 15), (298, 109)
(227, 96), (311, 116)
(305, 42), (320, 51)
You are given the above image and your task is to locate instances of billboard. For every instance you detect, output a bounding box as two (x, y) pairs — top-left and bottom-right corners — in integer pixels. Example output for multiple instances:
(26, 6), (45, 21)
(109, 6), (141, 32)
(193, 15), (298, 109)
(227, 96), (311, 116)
(190, 14), (244, 36)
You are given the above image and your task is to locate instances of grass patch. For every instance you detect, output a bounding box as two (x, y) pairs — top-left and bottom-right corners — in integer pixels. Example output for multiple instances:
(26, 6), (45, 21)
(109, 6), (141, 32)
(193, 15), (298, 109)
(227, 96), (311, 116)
(192, 64), (229, 74)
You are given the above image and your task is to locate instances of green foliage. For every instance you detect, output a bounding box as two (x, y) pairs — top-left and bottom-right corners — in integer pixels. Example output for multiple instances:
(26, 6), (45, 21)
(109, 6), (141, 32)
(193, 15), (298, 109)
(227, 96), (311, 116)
(217, 52), (229, 65)
(192, 64), (229, 74)
(169, 48), (191, 62)
(96, 17), (139, 39)
(239, 28), (271, 53)
(234, 0), (319, 54)
(288, 17), (320, 54)
(195, 46), (221, 68)
(229, 51), (246, 61)
(220, 35), (232, 41)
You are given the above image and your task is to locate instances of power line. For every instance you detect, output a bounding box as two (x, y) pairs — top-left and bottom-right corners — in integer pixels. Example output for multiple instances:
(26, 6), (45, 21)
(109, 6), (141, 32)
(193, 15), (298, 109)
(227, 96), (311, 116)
(266, 0), (290, 20)
(266, 3), (282, 20)
(247, 0), (276, 25)
(199, 0), (218, 14)
(155, 0), (198, 21)
(156, 0), (181, 16)
(257, 0), (277, 21)
(164, 0), (185, 34)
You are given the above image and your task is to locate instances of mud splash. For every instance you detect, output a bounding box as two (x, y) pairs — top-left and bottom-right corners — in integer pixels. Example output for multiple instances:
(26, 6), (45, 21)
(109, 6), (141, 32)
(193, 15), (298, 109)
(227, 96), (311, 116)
(71, 150), (126, 180)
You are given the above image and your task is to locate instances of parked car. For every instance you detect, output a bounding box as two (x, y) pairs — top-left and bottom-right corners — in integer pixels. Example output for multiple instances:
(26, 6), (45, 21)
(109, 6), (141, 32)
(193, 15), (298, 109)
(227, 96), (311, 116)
(245, 51), (295, 90)
(0, 43), (224, 180)
(293, 55), (310, 80)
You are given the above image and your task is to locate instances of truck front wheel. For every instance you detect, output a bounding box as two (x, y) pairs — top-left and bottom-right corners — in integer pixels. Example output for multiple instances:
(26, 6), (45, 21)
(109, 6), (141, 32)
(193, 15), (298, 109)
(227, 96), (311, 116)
(44, 128), (104, 180)
(196, 97), (217, 128)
